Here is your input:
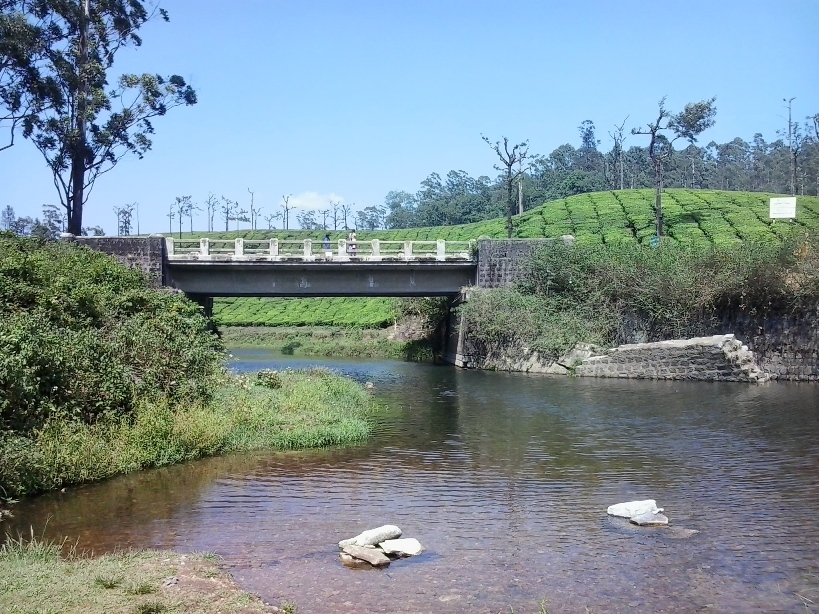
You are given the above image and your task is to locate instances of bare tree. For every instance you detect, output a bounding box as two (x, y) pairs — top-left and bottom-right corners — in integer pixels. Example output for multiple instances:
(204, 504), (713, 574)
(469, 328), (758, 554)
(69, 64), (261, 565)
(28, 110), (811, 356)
(330, 200), (340, 229)
(234, 207), (249, 230)
(220, 196), (236, 232)
(204, 193), (218, 231)
(173, 195), (193, 238)
(608, 116), (629, 190)
(167, 202), (174, 235)
(632, 96), (716, 241)
(317, 208), (330, 230)
(280, 194), (294, 229)
(263, 211), (281, 229)
(482, 135), (530, 237)
(248, 187), (262, 230)
(340, 203), (353, 230)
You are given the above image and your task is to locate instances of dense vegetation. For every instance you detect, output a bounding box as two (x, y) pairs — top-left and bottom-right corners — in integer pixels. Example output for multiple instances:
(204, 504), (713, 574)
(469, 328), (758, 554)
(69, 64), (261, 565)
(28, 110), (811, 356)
(459, 234), (819, 362)
(0, 234), (223, 434)
(202, 190), (819, 330)
(0, 235), (378, 498)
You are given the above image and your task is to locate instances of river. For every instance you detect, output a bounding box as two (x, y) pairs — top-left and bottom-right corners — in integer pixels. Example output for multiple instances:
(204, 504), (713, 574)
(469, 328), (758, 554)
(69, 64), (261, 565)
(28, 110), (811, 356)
(5, 351), (819, 613)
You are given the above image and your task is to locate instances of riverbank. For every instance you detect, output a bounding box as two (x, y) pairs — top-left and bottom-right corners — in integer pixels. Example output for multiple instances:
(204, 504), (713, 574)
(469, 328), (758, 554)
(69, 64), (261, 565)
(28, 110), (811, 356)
(0, 537), (282, 613)
(0, 369), (378, 499)
(219, 325), (435, 361)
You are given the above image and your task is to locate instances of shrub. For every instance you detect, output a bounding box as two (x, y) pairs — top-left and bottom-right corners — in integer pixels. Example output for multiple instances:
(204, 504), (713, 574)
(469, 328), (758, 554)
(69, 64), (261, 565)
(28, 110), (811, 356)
(0, 234), (223, 434)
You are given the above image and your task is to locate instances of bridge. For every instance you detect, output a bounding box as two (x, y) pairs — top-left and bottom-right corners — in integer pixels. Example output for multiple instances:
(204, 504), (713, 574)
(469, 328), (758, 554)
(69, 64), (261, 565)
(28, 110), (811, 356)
(164, 237), (477, 301)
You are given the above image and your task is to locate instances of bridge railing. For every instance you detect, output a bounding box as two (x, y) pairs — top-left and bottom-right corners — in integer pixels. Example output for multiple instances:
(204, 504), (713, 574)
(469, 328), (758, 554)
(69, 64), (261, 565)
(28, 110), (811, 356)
(165, 238), (475, 262)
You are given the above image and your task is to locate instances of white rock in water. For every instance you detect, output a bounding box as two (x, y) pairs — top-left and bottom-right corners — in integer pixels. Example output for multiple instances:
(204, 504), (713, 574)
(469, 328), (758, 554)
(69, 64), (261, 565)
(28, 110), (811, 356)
(606, 499), (663, 518)
(379, 538), (424, 556)
(630, 512), (669, 526)
(338, 525), (402, 548)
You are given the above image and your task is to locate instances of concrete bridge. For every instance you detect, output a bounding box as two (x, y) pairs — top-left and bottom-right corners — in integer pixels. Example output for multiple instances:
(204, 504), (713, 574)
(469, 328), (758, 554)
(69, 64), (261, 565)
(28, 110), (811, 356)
(164, 237), (477, 301)
(65, 234), (572, 313)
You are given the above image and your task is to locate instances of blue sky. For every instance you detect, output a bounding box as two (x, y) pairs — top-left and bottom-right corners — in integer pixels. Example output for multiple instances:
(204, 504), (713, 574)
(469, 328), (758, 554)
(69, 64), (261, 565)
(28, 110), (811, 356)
(2, 0), (817, 233)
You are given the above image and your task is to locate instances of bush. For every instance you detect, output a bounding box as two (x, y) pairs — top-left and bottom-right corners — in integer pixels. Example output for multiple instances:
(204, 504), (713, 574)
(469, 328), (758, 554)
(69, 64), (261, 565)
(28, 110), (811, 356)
(0, 234), (223, 434)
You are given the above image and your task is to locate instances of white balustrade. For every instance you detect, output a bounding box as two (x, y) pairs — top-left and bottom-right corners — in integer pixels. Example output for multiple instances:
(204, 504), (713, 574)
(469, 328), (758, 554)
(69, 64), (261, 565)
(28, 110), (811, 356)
(164, 237), (475, 262)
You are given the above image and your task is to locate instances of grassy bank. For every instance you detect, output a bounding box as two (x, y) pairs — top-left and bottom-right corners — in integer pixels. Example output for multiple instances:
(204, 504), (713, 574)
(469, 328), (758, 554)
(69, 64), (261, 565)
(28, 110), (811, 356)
(220, 325), (434, 361)
(0, 536), (281, 613)
(0, 369), (378, 498)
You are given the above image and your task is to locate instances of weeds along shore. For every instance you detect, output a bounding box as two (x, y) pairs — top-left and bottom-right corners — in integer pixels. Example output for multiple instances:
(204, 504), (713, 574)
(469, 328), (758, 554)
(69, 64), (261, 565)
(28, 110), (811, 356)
(0, 369), (379, 499)
(219, 325), (436, 361)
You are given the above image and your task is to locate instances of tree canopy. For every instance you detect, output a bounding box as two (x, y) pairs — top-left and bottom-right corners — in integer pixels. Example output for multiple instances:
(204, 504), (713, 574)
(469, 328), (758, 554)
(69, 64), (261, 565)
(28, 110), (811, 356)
(0, 0), (196, 234)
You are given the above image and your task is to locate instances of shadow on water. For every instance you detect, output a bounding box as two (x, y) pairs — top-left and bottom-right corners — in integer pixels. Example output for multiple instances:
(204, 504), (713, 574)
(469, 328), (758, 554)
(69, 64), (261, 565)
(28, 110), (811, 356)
(5, 352), (819, 613)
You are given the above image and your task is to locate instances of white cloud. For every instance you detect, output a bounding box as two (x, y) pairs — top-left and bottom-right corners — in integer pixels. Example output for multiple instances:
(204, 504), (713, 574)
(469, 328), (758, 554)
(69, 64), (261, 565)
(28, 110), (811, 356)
(287, 191), (345, 211)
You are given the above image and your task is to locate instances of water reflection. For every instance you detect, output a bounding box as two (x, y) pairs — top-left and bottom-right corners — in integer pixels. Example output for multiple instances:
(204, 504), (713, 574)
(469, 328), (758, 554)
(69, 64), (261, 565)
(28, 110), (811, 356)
(5, 352), (819, 613)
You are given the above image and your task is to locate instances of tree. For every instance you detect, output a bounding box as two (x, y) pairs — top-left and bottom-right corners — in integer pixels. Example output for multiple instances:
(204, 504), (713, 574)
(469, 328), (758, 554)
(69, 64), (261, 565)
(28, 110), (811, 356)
(5, 1), (196, 235)
(340, 203), (352, 230)
(234, 207), (249, 230)
(632, 96), (716, 240)
(482, 135), (530, 237)
(280, 194), (293, 230)
(296, 209), (316, 230)
(330, 200), (340, 230)
(1, 204), (15, 229)
(113, 202), (134, 235)
(384, 190), (418, 229)
(317, 208), (329, 230)
(0, 1), (61, 153)
(248, 188), (261, 230)
(204, 193), (217, 232)
(608, 117), (629, 190)
(263, 211), (280, 229)
(219, 196), (236, 232)
(41, 203), (64, 235)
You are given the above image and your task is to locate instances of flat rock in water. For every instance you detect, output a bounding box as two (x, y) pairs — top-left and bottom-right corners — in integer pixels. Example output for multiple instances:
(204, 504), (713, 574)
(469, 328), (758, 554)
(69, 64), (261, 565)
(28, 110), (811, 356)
(338, 524), (402, 548)
(630, 512), (669, 526)
(663, 527), (699, 539)
(607, 499), (663, 518)
(379, 538), (424, 556)
(342, 545), (391, 567)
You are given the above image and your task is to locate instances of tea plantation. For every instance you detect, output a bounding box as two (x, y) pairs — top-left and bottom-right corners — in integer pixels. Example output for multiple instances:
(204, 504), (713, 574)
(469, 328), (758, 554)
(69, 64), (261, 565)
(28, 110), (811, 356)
(208, 190), (819, 328)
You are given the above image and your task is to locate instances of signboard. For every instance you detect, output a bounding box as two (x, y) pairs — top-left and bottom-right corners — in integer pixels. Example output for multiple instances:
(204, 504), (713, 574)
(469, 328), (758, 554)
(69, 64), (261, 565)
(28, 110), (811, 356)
(770, 197), (797, 219)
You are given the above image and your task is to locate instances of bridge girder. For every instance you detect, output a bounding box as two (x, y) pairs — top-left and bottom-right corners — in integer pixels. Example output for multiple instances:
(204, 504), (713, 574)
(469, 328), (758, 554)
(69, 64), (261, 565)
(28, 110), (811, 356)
(166, 261), (477, 298)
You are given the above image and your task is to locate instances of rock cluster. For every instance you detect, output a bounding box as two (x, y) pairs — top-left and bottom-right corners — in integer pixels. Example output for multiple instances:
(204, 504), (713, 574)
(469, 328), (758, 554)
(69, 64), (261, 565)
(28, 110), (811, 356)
(338, 525), (424, 568)
(607, 499), (669, 526)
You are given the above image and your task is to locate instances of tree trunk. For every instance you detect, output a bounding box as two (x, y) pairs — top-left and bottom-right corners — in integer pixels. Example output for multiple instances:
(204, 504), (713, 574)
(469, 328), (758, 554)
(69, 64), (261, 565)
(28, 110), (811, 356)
(506, 170), (514, 238)
(68, 0), (90, 235)
(654, 158), (663, 240)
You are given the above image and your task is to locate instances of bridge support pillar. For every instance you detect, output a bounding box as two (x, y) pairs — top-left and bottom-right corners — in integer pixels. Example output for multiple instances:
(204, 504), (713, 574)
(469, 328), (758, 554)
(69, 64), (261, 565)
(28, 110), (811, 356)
(188, 294), (214, 319)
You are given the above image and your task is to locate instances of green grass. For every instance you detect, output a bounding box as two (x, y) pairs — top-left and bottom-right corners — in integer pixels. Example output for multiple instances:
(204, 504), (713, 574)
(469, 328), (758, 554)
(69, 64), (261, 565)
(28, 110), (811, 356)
(0, 537), (273, 613)
(0, 369), (379, 498)
(184, 190), (819, 329)
(220, 326), (433, 360)
(214, 297), (398, 328)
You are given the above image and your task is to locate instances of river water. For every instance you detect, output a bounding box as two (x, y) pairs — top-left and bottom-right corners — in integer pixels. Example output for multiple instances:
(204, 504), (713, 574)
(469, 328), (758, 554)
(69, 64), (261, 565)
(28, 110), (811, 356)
(5, 351), (819, 613)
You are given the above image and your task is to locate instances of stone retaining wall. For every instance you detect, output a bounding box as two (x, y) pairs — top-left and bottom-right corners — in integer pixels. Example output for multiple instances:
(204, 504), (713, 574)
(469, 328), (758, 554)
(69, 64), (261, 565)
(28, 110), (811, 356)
(476, 237), (572, 288)
(573, 335), (767, 382)
(64, 236), (166, 286)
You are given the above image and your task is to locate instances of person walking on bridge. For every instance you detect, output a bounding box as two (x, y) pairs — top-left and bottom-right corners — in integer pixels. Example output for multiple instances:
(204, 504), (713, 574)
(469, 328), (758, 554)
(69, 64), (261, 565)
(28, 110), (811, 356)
(347, 231), (357, 257)
(323, 234), (332, 258)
